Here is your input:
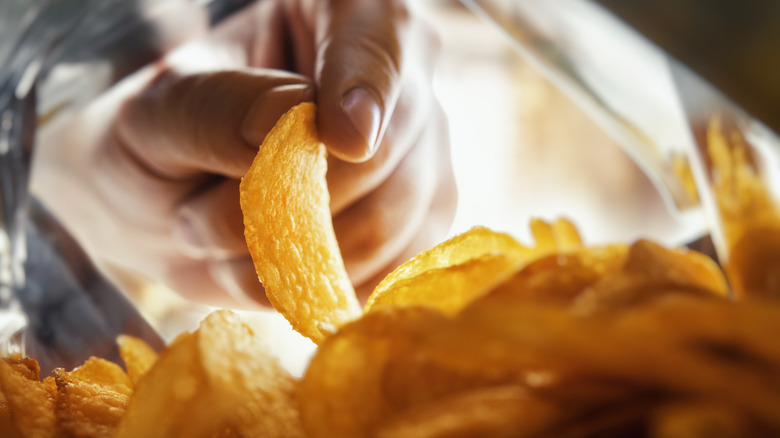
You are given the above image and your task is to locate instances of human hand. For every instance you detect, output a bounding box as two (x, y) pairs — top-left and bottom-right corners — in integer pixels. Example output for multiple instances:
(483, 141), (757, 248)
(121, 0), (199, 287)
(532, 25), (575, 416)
(33, 0), (456, 308)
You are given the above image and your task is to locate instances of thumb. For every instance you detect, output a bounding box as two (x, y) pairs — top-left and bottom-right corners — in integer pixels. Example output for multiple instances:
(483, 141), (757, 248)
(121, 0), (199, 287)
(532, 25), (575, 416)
(117, 68), (314, 180)
(314, 0), (409, 163)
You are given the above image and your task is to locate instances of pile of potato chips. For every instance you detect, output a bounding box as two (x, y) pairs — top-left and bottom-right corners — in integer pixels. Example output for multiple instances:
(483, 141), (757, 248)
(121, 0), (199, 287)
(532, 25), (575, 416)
(3, 103), (780, 437)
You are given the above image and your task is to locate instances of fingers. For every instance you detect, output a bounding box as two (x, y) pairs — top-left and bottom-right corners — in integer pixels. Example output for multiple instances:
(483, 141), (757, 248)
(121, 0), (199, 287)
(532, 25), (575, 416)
(116, 68), (313, 181)
(165, 259), (269, 309)
(334, 105), (454, 286)
(312, 0), (414, 162)
(208, 258), (271, 307)
(327, 74), (436, 214)
(173, 178), (247, 259)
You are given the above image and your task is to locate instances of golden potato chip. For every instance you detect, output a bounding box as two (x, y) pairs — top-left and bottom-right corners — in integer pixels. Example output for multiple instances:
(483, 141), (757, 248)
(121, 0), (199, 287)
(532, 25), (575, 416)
(726, 226), (780, 300)
(651, 401), (752, 438)
(485, 244), (629, 306)
(0, 358), (59, 438)
(241, 102), (361, 343)
(2, 356), (40, 381)
(117, 335), (158, 386)
(365, 221), (584, 314)
(365, 253), (522, 315)
(197, 310), (304, 438)
(448, 294), (780, 427)
(299, 306), (447, 438)
(365, 227), (533, 312)
(0, 392), (24, 438)
(572, 240), (729, 315)
(65, 357), (132, 396)
(53, 366), (129, 438)
(368, 227), (528, 301)
(117, 310), (304, 438)
(51, 356), (133, 437)
(114, 331), (211, 438)
(375, 385), (560, 438)
(529, 217), (583, 252)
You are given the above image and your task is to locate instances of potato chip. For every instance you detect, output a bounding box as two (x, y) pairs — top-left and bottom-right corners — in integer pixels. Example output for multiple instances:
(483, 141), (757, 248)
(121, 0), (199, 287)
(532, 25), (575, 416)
(366, 226), (541, 313)
(0, 392), (24, 438)
(448, 294), (780, 427)
(367, 227), (527, 305)
(241, 102), (361, 343)
(485, 244), (629, 306)
(2, 356), (40, 381)
(572, 240), (729, 315)
(529, 217), (583, 252)
(64, 357), (132, 396)
(117, 310), (304, 438)
(50, 356), (132, 437)
(365, 220), (585, 314)
(0, 358), (59, 438)
(197, 310), (304, 438)
(651, 401), (752, 438)
(117, 335), (158, 386)
(727, 226), (780, 300)
(299, 306), (447, 438)
(375, 385), (560, 438)
(114, 331), (211, 438)
(53, 366), (129, 438)
(365, 253), (522, 315)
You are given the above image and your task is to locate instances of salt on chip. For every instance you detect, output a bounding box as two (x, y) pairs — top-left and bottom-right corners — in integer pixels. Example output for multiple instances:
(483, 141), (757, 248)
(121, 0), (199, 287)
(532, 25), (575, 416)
(240, 102), (361, 343)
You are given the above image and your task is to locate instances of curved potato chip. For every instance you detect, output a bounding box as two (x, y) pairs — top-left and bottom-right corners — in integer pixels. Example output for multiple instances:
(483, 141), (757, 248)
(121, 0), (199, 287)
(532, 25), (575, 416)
(241, 102), (361, 343)
(485, 244), (629, 306)
(299, 307), (448, 438)
(365, 227), (531, 311)
(365, 221), (584, 314)
(117, 310), (304, 438)
(366, 253), (523, 315)
(573, 240), (729, 315)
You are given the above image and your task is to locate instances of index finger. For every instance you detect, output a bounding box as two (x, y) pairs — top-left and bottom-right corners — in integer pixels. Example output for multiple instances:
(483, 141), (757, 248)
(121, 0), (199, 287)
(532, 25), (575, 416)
(314, 0), (410, 163)
(117, 67), (313, 181)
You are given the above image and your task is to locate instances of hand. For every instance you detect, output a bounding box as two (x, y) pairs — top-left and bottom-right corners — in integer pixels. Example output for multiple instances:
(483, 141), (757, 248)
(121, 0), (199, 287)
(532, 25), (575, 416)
(33, 0), (456, 309)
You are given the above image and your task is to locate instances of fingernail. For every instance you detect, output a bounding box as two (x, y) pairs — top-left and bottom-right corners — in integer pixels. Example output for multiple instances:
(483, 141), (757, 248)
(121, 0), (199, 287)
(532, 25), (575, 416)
(341, 87), (381, 155)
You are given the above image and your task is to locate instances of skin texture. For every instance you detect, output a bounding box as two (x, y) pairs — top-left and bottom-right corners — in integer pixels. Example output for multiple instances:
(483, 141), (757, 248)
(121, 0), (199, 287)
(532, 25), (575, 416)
(32, 0), (456, 308)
